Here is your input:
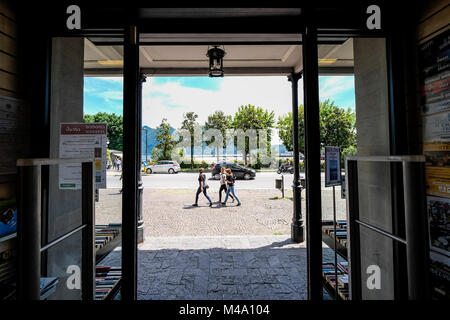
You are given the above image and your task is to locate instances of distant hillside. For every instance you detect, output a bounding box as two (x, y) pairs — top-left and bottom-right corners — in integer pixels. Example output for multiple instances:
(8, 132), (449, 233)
(141, 125), (289, 159)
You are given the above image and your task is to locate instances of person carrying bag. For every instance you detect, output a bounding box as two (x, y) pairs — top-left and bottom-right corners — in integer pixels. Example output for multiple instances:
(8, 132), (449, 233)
(193, 168), (213, 207)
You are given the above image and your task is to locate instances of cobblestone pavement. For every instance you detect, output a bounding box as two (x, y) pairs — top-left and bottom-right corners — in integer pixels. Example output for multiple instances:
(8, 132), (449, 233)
(96, 186), (346, 300)
(100, 235), (308, 300)
(95, 188), (346, 237)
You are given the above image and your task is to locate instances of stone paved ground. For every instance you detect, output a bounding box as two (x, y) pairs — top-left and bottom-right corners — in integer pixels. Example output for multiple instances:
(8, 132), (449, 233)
(100, 235), (308, 300)
(96, 186), (345, 300)
(95, 187), (346, 237)
(96, 188), (303, 237)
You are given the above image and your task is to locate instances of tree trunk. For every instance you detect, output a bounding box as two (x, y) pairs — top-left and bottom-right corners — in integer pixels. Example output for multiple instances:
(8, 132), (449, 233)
(191, 145), (194, 169)
(216, 146), (220, 163)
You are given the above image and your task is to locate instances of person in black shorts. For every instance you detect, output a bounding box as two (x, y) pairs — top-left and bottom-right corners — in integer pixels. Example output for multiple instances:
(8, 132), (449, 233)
(193, 168), (213, 207)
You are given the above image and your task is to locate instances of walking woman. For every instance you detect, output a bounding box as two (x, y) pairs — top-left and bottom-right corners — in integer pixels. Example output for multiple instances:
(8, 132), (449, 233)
(222, 168), (241, 206)
(219, 167), (234, 203)
(193, 168), (213, 207)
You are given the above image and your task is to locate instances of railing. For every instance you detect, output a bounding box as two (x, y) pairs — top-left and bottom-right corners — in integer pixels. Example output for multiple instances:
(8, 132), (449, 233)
(16, 158), (95, 300)
(346, 155), (430, 300)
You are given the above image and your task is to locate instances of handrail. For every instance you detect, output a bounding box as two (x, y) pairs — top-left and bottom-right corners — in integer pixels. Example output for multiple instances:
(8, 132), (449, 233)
(16, 158), (95, 300)
(17, 158), (94, 166)
(355, 219), (407, 245)
(40, 224), (86, 252)
(345, 156), (429, 300)
(346, 155), (425, 163)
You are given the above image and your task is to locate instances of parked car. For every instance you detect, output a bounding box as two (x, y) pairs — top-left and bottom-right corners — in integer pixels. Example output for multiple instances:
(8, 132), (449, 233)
(211, 162), (256, 180)
(145, 160), (180, 174)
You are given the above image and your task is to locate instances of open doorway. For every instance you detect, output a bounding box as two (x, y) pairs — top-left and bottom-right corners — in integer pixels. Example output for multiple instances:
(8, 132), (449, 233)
(139, 41), (308, 300)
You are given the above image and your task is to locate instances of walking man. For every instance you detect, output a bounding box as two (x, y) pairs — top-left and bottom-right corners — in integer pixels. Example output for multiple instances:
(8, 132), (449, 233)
(193, 168), (213, 207)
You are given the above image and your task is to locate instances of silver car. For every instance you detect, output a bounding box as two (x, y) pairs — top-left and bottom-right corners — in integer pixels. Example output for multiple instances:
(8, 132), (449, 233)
(146, 160), (181, 174)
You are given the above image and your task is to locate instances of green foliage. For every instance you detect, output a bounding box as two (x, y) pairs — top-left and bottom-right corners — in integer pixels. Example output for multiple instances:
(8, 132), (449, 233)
(151, 146), (163, 162)
(319, 99), (356, 150)
(276, 105), (305, 153)
(84, 112), (123, 151)
(180, 112), (200, 168)
(277, 100), (356, 156)
(155, 118), (176, 160)
(232, 104), (275, 162)
(205, 110), (233, 159)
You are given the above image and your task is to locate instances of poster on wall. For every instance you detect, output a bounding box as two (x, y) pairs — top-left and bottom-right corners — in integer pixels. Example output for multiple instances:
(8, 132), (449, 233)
(425, 166), (450, 198)
(427, 196), (450, 256)
(59, 123), (107, 190)
(325, 146), (341, 187)
(419, 28), (450, 299)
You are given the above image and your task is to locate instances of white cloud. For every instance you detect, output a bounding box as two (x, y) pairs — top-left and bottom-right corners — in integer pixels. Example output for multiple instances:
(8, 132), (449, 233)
(97, 90), (123, 101)
(319, 76), (355, 100)
(96, 77), (124, 83)
(142, 76), (301, 132)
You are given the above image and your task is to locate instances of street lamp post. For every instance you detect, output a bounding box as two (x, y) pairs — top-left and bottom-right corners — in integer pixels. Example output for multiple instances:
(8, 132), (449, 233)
(137, 73), (147, 244)
(288, 72), (305, 243)
(142, 127), (148, 162)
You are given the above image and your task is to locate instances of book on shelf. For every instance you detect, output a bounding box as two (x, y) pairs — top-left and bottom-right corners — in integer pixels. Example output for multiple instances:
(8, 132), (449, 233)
(40, 277), (59, 300)
(95, 266), (122, 300)
(0, 198), (17, 239)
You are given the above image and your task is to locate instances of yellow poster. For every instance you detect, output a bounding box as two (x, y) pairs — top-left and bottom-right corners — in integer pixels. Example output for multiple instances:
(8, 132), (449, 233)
(426, 166), (450, 198)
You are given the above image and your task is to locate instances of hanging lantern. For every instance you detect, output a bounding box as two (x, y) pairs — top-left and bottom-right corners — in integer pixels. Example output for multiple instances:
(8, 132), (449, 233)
(206, 45), (226, 77)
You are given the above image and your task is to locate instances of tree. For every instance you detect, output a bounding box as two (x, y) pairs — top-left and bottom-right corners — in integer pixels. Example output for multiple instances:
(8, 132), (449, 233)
(276, 99), (356, 156)
(155, 118), (176, 160)
(151, 146), (162, 162)
(84, 112), (123, 151)
(319, 99), (356, 150)
(180, 112), (200, 168)
(231, 105), (275, 164)
(205, 110), (232, 162)
(276, 105), (305, 153)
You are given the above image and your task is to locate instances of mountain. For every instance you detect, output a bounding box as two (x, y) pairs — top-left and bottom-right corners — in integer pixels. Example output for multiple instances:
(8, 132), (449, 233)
(141, 125), (290, 160)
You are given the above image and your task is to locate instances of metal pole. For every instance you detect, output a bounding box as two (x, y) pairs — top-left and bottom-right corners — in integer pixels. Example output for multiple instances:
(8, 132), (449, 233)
(346, 159), (361, 300)
(81, 161), (95, 300)
(333, 185), (338, 298)
(137, 73), (146, 244)
(17, 165), (41, 300)
(288, 72), (304, 243)
(303, 13), (323, 300)
(402, 161), (430, 299)
(122, 23), (139, 300)
(145, 129), (148, 161)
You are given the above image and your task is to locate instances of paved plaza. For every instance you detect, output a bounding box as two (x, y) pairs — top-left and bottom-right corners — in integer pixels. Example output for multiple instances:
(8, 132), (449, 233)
(101, 235), (308, 300)
(95, 175), (346, 300)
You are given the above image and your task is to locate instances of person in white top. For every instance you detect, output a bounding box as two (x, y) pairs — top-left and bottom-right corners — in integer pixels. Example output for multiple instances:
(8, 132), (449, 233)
(218, 167), (234, 203)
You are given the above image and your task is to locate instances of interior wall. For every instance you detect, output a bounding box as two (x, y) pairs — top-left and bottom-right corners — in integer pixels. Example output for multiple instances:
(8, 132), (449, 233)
(353, 37), (394, 299)
(46, 37), (85, 300)
(0, 0), (29, 195)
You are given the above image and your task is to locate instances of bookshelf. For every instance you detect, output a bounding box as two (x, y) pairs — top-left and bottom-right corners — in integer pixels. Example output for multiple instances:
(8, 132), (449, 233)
(95, 224), (122, 300)
(322, 220), (349, 300)
(0, 232), (16, 300)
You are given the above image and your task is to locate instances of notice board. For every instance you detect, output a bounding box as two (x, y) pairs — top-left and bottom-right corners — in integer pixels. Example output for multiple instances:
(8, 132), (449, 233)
(59, 123), (107, 189)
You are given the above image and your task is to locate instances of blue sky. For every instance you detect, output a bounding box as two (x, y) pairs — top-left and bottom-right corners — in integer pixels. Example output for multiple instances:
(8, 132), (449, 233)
(84, 75), (355, 129)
